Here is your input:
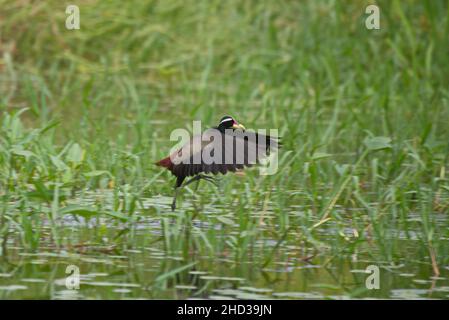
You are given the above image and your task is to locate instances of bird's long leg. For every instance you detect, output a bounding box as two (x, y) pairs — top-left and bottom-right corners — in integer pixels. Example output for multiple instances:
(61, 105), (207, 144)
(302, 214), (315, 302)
(171, 175), (217, 211)
(182, 175), (202, 188)
(171, 188), (179, 211)
(171, 176), (185, 211)
(200, 175), (219, 186)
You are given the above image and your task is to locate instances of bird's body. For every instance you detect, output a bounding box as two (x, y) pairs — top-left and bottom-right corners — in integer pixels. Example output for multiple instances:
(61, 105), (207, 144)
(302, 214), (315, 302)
(156, 116), (279, 210)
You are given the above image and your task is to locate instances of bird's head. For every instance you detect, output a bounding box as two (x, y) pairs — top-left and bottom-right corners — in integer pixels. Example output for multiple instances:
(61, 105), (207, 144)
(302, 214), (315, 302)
(217, 116), (246, 131)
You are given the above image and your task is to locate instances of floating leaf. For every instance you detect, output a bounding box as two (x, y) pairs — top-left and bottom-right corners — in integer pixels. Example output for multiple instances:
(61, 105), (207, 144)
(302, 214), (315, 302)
(11, 148), (35, 160)
(311, 152), (332, 161)
(59, 205), (99, 218)
(335, 164), (349, 176)
(84, 170), (112, 178)
(103, 211), (129, 222)
(66, 143), (85, 165)
(364, 136), (392, 151)
(50, 155), (68, 171)
(216, 216), (234, 225)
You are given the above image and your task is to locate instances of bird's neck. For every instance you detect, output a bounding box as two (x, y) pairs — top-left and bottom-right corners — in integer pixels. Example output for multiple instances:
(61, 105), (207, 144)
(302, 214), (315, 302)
(214, 126), (226, 133)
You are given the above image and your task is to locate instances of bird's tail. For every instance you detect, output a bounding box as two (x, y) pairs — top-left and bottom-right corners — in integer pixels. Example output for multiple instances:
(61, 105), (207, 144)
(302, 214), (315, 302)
(155, 156), (173, 169)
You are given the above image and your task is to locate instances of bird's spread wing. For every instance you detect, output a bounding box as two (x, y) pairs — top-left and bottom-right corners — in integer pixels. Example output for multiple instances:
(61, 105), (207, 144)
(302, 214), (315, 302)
(171, 128), (280, 177)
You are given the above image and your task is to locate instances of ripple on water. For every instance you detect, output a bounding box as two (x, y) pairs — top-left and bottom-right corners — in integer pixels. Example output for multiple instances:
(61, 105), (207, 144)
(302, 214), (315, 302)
(272, 291), (324, 299)
(390, 289), (428, 299)
(2, 186), (449, 300)
(0, 285), (28, 291)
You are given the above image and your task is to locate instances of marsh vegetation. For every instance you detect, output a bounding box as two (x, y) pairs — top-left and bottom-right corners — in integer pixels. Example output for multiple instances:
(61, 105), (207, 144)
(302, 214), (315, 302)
(0, 0), (449, 299)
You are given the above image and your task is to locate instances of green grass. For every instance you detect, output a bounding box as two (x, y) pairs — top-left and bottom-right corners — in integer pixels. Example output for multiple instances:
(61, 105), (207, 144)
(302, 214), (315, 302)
(1, 0), (449, 298)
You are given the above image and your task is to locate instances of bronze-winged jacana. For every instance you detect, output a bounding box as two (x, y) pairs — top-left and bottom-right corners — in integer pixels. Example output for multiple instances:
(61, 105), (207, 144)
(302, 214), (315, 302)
(156, 116), (279, 210)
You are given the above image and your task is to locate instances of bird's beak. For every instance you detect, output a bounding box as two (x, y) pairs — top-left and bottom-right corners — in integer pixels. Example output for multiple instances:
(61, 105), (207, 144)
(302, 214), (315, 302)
(232, 123), (246, 131)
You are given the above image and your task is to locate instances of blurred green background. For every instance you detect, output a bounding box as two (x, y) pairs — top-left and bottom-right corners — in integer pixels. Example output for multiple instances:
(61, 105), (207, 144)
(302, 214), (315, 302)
(1, 0), (449, 299)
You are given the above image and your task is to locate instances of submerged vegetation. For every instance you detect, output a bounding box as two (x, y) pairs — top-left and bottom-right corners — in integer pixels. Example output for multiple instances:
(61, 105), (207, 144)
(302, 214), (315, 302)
(1, 0), (449, 299)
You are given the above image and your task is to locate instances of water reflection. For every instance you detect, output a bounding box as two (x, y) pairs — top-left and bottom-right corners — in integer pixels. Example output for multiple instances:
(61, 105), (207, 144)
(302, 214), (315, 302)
(1, 193), (448, 299)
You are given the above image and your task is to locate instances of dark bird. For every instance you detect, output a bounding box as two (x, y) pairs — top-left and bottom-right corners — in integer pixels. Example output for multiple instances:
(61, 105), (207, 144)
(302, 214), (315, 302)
(156, 116), (279, 210)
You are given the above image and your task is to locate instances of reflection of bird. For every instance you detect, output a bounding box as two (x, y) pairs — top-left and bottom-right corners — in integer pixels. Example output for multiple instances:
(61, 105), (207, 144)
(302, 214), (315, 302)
(156, 116), (279, 210)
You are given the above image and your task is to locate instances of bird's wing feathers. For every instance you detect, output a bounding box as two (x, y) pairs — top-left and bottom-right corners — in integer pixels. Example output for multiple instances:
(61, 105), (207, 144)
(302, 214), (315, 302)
(171, 128), (279, 177)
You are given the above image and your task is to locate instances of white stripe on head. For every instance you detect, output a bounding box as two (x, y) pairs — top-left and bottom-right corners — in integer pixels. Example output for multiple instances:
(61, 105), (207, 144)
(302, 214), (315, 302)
(220, 117), (234, 125)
